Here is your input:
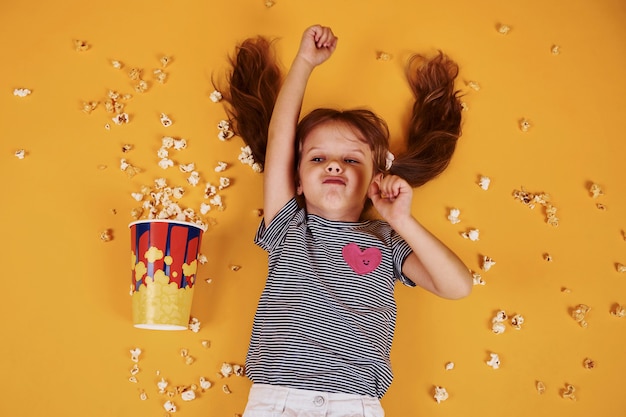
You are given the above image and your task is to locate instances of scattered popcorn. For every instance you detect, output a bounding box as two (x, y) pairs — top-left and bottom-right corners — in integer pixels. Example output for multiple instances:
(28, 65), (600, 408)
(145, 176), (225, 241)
(217, 120), (234, 141)
(222, 384), (232, 394)
(197, 254), (208, 264)
(159, 158), (174, 169)
(512, 187), (559, 226)
(139, 389), (148, 401)
(589, 183), (604, 198)
(164, 400), (177, 413)
(572, 304), (591, 327)
(561, 287), (571, 294)
(445, 362), (454, 371)
(82, 101), (99, 113)
(472, 271), (485, 286)
(128, 376), (138, 383)
(543, 253), (553, 262)
(433, 386), (448, 404)
(160, 113), (173, 127)
(478, 176), (491, 190)
(376, 51), (392, 61)
(179, 163), (195, 173)
(493, 310), (508, 323)
(209, 194), (224, 210)
(209, 90), (223, 103)
(230, 264), (241, 271)
(254, 208), (264, 217)
(467, 80), (480, 91)
(551, 45), (561, 55)
(185, 356), (195, 365)
(265, 0), (276, 7)
(173, 138), (187, 150)
(461, 229), (480, 241)
(617, 263), (626, 273)
(519, 118), (531, 132)
(13, 88), (31, 97)
(187, 171), (201, 186)
(486, 353), (500, 369)
(583, 358), (596, 369)
(492, 310), (507, 333)
(201, 340), (211, 349)
(158, 378), (169, 394)
(130, 364), (140, 376)
(111, 60), (123, 69)
(134, 79), (149, 93)
(214, 161), (228, 172)
(510, 314), (524, 330)
(181, 389), (196, 401)
(100, 229), (113, 242)
(497, 24), (511, 34)
(218, 129), (234, 141)
(112, 112), (130, 125)
(122, 144), (133, 153)
(447, 208), (461, 224)
(596, 203), (607, 211)
(160, 56), (171, 68)
(492, 322), (506, 334)
(536, 381), (546, 395)
(74, 39), (89, 51)
(189, 317), (201, 333)
(481, 256), (496, 271)
(15, 149), (26, 159)
(154, 69), (168, 84)
(199, 376), (212, 391)
(238, 145), (262, 172)
(130, 347), (142, 362)
(128, 68), (142, 80)
(220, 362), (234, 378)
(561, 384), (576, 401)
(104, 123), (111, 130)
(460, 101), (469, 111)
(611, 303), (625, 317)
(233, 365), (244, 377)
(200, 203), (211, 215)
(219, 177), (231, 190)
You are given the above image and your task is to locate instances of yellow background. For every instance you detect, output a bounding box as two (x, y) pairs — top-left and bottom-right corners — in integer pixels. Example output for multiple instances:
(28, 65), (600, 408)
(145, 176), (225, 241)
(1, 0), (625, 416)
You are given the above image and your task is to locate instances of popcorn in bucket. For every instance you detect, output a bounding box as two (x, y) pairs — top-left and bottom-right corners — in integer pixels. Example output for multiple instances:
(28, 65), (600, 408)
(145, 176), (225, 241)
(129, 219), (204, 330)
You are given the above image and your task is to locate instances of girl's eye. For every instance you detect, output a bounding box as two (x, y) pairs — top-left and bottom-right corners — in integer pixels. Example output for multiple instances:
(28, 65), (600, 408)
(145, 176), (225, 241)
(345, 158), (359, 164)
(312, 157), (324, 162)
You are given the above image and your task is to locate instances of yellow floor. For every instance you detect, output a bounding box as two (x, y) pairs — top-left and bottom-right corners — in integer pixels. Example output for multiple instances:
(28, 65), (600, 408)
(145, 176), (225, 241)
(1, 0), (625, 416)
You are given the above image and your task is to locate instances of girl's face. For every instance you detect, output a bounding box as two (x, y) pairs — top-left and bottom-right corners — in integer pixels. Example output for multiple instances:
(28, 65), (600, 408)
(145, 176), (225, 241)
(297, 121), (376, 221)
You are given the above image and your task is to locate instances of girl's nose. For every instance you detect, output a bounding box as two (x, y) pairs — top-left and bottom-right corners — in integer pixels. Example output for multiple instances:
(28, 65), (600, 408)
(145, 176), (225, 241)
(326, 161), (342, 173)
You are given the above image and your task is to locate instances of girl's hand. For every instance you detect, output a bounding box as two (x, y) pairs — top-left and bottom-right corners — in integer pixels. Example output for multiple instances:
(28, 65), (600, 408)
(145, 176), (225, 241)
(297, 25), (338, 67)
(368, 174), (414, 227)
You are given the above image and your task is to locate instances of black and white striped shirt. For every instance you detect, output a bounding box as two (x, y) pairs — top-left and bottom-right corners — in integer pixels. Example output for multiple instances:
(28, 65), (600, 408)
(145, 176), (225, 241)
(246, 198), (415, 399)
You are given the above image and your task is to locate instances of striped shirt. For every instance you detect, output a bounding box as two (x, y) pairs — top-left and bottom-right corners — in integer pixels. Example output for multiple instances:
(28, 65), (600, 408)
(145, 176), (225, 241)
(246, 198), (415, 399)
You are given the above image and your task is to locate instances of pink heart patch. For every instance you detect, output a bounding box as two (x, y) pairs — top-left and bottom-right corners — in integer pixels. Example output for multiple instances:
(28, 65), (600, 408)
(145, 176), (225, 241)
(342, 243), (382, 275)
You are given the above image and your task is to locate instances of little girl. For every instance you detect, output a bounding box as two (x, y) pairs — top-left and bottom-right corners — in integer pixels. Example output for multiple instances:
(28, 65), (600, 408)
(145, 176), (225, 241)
(221, 25), (472, 417)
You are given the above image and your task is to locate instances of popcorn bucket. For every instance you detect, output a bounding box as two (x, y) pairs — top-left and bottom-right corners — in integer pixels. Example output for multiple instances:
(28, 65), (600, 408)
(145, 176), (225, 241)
(129, 220), (204, 330)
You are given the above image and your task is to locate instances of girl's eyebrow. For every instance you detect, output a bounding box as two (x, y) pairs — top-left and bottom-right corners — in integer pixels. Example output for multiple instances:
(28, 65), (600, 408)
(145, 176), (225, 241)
(304, 146), (366, 156)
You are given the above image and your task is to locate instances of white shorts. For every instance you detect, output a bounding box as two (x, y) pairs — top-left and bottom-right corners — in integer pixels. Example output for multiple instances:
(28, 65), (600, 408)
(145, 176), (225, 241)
(242, 384), (385, 417)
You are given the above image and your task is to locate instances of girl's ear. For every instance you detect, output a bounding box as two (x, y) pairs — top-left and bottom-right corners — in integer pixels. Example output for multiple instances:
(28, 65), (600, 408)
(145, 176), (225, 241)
(296, 181), (304, 195)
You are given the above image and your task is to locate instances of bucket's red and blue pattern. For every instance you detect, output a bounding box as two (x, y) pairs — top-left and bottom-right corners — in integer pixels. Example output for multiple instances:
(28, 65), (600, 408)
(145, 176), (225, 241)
(130, 220), (203, 290)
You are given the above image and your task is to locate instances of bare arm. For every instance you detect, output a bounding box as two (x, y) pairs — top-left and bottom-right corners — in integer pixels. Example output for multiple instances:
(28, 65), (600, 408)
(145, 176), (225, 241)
(369, 174), (473, 299)
(263, 25), (338, 225)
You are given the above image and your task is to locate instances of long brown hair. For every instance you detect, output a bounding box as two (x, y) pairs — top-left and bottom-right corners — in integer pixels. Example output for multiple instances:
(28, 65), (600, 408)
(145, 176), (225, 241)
(218, 36), (282, 169)
(219, 36), (463, 188)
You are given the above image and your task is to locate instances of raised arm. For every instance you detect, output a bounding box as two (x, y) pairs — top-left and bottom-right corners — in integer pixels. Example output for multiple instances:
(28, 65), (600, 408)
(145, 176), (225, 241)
(263, 25), (338, 225)
(369, 174), (473, 299)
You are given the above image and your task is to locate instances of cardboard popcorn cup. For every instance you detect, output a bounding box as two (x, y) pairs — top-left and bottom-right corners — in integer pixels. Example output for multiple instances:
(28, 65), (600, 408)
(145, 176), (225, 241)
(129, 219), (205, 330)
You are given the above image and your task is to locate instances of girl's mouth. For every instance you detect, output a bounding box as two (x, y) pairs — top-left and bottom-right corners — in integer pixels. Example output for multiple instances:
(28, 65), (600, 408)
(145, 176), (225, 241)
(323, 177), (346, 185)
